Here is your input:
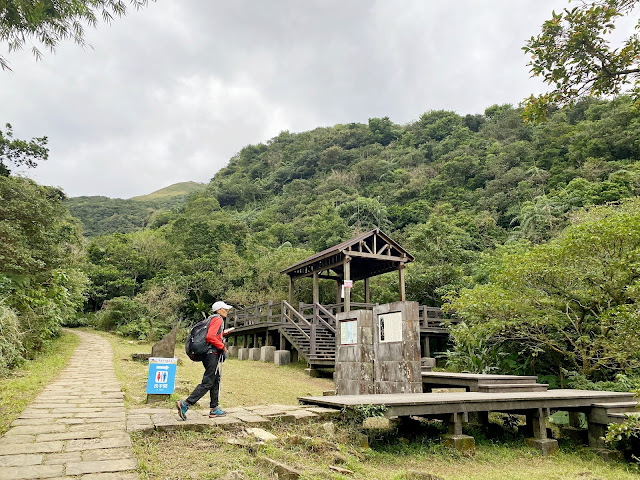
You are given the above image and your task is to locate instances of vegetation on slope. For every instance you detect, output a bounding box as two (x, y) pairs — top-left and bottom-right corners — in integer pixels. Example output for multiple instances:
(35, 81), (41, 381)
(77, 97), (640, 386)
(65, 181), (205, 237)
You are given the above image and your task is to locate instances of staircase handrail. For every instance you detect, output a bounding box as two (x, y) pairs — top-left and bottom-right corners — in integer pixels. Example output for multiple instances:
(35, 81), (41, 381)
(282, 301), (311, 340)
(314, 303), (336, 334)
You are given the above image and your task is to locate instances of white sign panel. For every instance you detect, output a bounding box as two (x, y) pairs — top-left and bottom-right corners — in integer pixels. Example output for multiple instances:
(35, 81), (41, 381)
(378, 311), (403, 343)
(340, 319), (358, 345)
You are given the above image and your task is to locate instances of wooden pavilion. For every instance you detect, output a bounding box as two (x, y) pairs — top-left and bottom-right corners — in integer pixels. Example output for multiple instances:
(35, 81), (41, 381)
(280, 228), (414, 313)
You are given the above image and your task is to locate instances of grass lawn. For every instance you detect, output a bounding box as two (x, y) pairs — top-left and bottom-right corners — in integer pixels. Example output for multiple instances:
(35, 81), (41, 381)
(0, 330), (79, 435)
(95, 330), (640, 480)
(96, 329), (335, 409)
(8, 329), (639, 479)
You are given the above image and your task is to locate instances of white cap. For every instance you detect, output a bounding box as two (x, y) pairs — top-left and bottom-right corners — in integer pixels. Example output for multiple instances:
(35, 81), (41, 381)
(212, 301), (233, 312)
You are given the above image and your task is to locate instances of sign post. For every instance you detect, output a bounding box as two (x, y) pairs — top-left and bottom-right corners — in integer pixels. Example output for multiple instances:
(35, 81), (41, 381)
(146, 357), (177, 403)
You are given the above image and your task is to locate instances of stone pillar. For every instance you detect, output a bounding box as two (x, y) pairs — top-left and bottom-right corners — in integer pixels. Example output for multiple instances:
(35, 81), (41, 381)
(227, 346), (239, 358)
(238, 348), (249, 360)
(260, 346), (276, 362)
(335, 309), (374, 395)
(249, 347), (260, 361)
(274, 350), (291, 366)
(372, 301), (422, 394)
(443, 411), (475, 455)
(525, 408), (559, 456)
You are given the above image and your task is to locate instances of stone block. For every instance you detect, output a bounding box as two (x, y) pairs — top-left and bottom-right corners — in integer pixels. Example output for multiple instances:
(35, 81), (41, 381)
(260, 346), (276, 362)
(349, 431), (369, 449)
(443, 434), (476, 455)
(0, 454), (43, 467)
(590, 448), (623, 461)
(274, 350), (291, 366)
(362, 417), (392, 430)
(558, 426), (588, 444)
(0, 464), (64, 480)
(237, 348), (249, 361)
(66, 458), (138, 476)
(248, 348), (260, 361)
(258, 456), (301, 479)
(151, 326), (177, 358)
(525, 437), (559, 456)
(304, 368), (320, 377)
(246, 427), (278, 442)
(227, 346), (239, 358)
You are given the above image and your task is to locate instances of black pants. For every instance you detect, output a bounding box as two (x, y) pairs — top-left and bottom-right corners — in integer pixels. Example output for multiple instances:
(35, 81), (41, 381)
(185, 352), (221, 409)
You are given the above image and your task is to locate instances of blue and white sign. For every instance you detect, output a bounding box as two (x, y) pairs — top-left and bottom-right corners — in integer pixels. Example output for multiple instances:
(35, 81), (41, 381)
(146, 357), (177, 394)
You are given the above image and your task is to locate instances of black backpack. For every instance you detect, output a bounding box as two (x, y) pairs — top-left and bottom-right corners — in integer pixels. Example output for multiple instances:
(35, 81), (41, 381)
(185, 316), (214, 361)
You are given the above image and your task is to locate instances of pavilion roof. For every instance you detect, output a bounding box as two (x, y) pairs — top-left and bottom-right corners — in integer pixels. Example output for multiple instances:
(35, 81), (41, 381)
(281, 228), (414, 281)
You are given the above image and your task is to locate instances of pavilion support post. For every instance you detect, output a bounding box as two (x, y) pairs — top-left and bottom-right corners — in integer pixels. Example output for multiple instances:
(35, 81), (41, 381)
(398, 264), (406, 301)
(288, 276), (294, 306)
(336, 280), (342, 312)
(364, 277), (370, 304)
(344, 256), (351, 314)
(313, 271), (319, 305)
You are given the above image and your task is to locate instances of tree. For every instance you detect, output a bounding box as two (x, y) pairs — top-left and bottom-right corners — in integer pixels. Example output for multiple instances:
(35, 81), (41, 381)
(0, 176), (88, 355)
(0, 124), (48, 176)
(446, 198), (640, 379)
(523, 0), (640, 123)
(0, 0), (152, 70)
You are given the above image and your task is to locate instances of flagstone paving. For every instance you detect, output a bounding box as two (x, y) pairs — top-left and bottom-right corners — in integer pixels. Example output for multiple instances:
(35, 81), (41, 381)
(0, 330), (341, 480)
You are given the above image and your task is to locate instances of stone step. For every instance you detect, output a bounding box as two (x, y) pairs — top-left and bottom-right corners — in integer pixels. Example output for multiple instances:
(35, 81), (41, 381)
(477, 383), (548, 393)
(475, 377), (539, 385)
(588, 409), (637, 425)
(591, 402), (640, 413)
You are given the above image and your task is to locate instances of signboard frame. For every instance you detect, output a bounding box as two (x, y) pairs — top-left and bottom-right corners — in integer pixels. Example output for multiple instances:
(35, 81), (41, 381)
(146, 357), (177, 395)
(339, 318), (358, 345)
(377, 311), (403, 343)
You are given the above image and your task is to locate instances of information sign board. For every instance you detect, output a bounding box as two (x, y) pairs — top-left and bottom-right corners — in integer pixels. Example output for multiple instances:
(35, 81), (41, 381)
(343, 280), (353, 288)
(378, 311), (403, 343)
(146, 357), (177, 394)
(340, 319), (358, 345)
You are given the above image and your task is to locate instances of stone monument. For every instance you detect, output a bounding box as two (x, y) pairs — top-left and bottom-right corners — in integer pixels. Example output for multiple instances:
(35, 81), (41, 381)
(335, 301), (421, 395)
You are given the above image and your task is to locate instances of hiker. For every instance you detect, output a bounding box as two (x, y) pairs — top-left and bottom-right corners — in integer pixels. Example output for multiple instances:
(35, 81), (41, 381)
(177, 301), (231, 420)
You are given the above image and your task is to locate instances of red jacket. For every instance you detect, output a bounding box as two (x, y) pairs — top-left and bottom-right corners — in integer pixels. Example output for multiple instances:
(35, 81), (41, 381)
(205, 314), (225, 351)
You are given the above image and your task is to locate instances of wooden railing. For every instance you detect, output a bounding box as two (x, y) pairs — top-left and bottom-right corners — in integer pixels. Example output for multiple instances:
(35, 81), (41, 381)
(227, 300), (283, 328)
(419, 306), (459, 329)
(227, 301), (458, 336)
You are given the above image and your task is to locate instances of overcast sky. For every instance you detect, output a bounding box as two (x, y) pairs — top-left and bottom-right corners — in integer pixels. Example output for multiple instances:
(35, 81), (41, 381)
(0, 1), (611, 198)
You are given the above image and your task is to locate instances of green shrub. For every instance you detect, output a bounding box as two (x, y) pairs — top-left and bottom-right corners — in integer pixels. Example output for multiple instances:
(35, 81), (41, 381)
(605, 415), (640, 464)
(0, 303), (25, 373)
(94, 296), (143, 332)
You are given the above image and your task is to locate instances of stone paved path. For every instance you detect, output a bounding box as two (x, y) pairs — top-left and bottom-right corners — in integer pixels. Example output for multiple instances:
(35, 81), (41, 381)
(0, 330), (341, 480)
(0, 330), (137, 480)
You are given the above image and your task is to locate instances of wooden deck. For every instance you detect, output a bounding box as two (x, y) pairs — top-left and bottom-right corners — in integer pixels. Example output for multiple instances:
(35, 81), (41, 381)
(298, 390), (634, 417)
(422, 371), (548, 393)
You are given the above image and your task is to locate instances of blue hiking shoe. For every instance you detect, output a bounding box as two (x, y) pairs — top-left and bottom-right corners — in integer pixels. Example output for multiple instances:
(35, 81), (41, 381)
(176, 400), (189, 421)
(209, 407), (226, 418)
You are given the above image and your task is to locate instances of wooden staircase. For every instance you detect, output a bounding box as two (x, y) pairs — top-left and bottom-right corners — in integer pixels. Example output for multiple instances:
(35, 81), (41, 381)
(279, 302), (337, 369)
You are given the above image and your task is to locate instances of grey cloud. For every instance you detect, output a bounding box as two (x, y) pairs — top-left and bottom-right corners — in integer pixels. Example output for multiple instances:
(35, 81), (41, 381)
(0, 0), (605, 197)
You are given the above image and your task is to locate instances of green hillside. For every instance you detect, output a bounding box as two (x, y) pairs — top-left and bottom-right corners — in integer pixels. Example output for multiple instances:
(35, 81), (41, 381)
(72, 97), (640, 384)
(131, 181), (205, 201)
(65, 182), (204, 237)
